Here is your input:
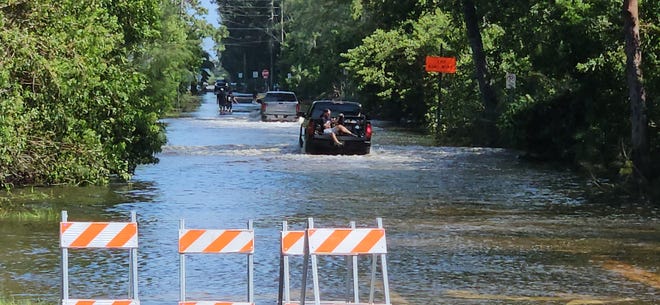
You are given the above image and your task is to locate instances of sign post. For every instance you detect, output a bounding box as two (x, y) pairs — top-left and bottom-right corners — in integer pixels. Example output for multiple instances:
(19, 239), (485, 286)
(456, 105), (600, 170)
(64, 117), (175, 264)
(262, 69), (270, 91)
(506, 72), (516, 105)
(505, 72), (516, 89)
(425, 54), (457, 138)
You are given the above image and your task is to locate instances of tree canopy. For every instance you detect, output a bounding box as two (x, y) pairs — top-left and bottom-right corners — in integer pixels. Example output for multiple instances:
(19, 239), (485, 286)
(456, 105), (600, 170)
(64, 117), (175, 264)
(0, 0), (220, 187)
(2, 0), (658, 201)
(273, 0), (659, 199)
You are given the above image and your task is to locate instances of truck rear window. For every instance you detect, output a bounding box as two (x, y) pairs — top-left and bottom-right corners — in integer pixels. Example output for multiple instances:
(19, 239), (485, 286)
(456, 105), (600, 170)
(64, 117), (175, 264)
(311, 103), (362, 118)
(264, 93), (297, 101)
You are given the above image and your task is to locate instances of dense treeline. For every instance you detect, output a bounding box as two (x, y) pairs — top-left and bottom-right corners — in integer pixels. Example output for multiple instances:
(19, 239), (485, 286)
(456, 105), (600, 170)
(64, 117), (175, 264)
(0, 0), (221, 188)
(266, 0), (658, 201)
(1, 0), (657, 202)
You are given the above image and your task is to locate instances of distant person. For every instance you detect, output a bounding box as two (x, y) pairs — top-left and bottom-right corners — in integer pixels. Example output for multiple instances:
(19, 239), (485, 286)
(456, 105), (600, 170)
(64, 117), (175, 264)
(252, 92), (259, 104)
(226, 91), (238, 113)
(320, 108), (357, 146)
(217, 87), (226, 113)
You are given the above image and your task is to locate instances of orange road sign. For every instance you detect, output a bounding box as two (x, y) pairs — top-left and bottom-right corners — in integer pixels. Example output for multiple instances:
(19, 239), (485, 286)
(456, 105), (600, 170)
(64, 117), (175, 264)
(425, 56), (456, 73)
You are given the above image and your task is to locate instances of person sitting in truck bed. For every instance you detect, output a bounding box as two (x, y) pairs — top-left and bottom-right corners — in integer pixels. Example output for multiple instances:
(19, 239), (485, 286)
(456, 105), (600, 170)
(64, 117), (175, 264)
(321, 108), (357, 146)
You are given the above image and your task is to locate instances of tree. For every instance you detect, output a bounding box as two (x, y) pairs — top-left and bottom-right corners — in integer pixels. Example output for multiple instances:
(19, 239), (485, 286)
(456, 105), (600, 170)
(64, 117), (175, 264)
(279, 0), (370, 99)
(0, 0), (215, 188)
(623, 0), (649, 190)
(463, 0), (499, 145)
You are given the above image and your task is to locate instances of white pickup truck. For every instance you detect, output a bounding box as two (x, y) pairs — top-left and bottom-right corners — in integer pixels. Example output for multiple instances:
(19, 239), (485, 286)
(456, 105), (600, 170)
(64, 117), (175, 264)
(258, 91), (300, 122)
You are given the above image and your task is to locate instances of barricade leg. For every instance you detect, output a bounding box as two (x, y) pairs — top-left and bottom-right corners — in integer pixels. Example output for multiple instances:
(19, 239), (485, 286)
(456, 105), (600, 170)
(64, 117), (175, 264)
(303, 217), (391, 305)
(378, 218), (391, 305)
(60, 210), (140, 305)
(130, 211), (138, 300)
(179, 219), (187, 302)
(247, 220), (254, 303)
(178, 219), (255, 305)
(61, 211), (69, 302)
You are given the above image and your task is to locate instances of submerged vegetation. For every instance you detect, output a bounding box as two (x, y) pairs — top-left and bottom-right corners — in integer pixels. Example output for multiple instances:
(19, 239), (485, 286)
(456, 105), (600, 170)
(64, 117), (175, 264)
(0, 298), (49, 305)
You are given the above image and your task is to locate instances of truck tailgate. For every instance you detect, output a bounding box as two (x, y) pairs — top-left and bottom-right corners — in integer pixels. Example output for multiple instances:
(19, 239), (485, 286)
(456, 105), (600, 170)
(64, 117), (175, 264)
(263, 101), (297, 114)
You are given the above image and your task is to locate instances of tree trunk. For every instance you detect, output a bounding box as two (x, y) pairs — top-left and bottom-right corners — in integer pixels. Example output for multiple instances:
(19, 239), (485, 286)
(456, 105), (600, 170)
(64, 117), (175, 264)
(623, 0), (649, 189)
(463, 0), (499, 145)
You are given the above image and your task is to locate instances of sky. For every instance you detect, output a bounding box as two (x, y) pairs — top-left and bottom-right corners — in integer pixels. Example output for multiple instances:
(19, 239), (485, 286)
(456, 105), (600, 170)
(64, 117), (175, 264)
(200, 0), (220, 60)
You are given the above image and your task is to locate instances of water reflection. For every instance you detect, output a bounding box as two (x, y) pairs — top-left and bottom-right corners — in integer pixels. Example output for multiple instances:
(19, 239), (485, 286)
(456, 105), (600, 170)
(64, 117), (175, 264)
(0, 93), (657, 304)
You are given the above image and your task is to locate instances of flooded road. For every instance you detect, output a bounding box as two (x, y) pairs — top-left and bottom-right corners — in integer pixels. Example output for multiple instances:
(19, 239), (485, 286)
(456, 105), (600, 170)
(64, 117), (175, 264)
(1, 92), (658, 304)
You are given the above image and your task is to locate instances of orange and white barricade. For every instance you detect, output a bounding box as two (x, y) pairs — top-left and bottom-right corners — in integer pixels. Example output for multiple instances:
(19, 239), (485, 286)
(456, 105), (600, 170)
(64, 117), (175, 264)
(178, 219), (254, 305)
(277, 221), (305, 305)
(60, 210), (139, 305)
(278, 218), (391, 305)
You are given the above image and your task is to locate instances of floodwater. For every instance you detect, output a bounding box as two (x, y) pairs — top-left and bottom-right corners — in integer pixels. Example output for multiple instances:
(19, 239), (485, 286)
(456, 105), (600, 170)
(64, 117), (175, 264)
(1, 93), (658, 304)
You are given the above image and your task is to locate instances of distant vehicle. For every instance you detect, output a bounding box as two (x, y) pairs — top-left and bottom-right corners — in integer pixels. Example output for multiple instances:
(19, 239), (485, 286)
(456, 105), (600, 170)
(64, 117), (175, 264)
(298, 100), (372, 155)
(231, 92), (260, 112)
(258, 91), (299, 121)
(214, 79), (228, 89)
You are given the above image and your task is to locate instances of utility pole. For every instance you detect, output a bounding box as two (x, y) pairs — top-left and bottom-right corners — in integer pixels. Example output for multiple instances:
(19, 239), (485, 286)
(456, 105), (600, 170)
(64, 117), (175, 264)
(269, 0), (275, 89)
(243, 52), (247, 92)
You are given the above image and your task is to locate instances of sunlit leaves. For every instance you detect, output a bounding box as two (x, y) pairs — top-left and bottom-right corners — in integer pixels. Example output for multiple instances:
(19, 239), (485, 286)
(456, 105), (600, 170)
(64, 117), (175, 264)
(0, 0), (207, 187)
(280, 0), (369, 99)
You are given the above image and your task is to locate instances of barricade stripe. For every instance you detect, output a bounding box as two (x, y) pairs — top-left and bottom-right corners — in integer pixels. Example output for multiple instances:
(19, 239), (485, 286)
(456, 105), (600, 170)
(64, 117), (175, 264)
(179, 301), (254, 305)
(70, 223), (109, 247)
(217, 230), (253, 253)
(282, 231), (304, 254)
(351, 229), (384, 253)
(308, 228), (387, 254)
(314, 229), (351, 254)
(106, 223), (137, 248)
(61, 222), (73, 233)
(63, 300), (138, 305)
(180, 229), (254, 253)
(204, 230), (241, 252)
(239, 239), (254, 253)
(179, 229), (205, 253)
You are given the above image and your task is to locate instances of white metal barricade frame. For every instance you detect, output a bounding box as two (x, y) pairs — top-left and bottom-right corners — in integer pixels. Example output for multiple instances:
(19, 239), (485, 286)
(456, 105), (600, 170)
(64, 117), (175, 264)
(178, 219), (255, 305)
(278, 221), (305, 305)
(279, 218), (391, 305)
(60, 210), (139, 305)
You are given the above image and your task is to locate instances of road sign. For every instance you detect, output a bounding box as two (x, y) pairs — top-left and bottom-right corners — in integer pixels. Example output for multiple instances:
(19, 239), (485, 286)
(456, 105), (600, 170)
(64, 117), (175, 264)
(252, 71), (258, 78)
(506, 73), (516, 89)
(262, 69), (269, 79)
(425, 56), (456, 73)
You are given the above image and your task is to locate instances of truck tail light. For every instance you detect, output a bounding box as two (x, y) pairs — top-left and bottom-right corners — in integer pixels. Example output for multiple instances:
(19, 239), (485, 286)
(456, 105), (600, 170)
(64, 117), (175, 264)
(365, 123), (373, 139)
(296, 103), (300, 114)
(261, 102), (266, 112)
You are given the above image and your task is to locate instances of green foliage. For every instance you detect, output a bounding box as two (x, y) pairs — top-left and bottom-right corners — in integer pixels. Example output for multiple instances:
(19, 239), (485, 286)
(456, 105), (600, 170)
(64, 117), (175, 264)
(342, 9), (484, 144)
(286, 0), (660, 195)
(279, 0), (372, 100)
(0, 0), (215, 188)
(495, 1), (629, 168)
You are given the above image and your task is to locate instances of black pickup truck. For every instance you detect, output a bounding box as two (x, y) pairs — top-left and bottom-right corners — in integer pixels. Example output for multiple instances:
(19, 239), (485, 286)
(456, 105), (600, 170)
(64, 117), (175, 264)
(298, 100), (372, 155)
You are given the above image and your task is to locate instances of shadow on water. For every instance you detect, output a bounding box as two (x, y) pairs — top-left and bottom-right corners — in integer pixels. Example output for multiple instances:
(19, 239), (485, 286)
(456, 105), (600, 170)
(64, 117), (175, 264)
(1, 92), (658, 304)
